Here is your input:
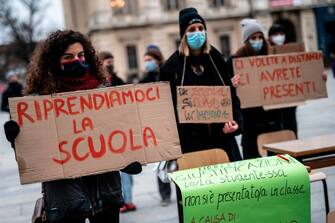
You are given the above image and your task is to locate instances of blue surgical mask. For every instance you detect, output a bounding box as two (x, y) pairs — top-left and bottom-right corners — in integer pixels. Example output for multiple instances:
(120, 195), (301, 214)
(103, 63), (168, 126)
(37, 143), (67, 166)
(145, 60), (158, 72)
(186, 31), (206, 50)
(249, 39), (264, 52)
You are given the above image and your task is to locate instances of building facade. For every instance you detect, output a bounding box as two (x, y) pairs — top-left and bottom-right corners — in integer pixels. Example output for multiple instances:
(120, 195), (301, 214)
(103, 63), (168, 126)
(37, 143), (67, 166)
(63, 0), (335, 82)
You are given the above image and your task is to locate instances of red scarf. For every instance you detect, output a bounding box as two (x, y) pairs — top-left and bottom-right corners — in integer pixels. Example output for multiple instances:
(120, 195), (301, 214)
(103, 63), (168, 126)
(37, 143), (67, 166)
(57, 73), (100, 92)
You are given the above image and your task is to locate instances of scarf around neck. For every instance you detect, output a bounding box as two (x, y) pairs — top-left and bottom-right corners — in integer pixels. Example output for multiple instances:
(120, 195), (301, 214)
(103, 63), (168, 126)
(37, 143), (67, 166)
(57, 72), (100, 93)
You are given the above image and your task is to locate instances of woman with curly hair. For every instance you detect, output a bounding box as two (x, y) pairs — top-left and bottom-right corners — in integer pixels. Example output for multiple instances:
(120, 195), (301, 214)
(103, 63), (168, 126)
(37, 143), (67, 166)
(4, 30), (141, 223)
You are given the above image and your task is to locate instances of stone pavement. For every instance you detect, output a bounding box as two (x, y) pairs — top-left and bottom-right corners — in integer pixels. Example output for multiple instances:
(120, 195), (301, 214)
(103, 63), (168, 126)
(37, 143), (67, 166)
(0, 71), (334, 223)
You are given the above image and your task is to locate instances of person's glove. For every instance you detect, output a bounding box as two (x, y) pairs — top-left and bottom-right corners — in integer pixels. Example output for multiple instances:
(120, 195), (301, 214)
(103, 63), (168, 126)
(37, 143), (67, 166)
(4, 120), (20, 149)
(121, 161), (142, 175)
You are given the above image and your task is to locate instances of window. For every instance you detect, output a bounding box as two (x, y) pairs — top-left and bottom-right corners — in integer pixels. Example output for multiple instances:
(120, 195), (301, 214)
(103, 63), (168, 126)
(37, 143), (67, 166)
(220, 35), (231, 60)
(126, 45), (138, 70)
(113, 0), (138, 16)
(125, 44), (139, 83)
(162, 0), (183, 12)
(208, 0), (226, 8)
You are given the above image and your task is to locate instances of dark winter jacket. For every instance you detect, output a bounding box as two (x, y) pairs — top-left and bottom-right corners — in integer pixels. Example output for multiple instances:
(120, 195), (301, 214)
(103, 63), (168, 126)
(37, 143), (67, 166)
(44, 172), (123, 222)
(160, 46), (242, 161)
(106, 73), (125, 87)
(140, 71), (160, 83)
(1, 82), (23, 112)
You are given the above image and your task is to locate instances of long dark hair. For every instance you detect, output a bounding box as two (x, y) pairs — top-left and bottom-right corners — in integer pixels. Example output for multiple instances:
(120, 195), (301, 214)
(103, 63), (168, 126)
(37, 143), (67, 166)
(25, 30), (105, 95)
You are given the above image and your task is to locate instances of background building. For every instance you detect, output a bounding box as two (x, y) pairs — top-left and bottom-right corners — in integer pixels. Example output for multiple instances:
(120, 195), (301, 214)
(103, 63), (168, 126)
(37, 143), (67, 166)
(63, 0), (335, 82)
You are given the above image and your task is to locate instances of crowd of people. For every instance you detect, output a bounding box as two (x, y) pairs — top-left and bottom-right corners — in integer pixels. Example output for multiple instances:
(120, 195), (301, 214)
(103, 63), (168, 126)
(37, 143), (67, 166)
(1, 6), (330, 223)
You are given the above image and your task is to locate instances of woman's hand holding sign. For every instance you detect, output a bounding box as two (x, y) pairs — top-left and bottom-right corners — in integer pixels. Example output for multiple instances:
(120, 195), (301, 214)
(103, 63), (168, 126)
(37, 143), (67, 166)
(223, 121), (239, 134)
(231, 74), (241, 87)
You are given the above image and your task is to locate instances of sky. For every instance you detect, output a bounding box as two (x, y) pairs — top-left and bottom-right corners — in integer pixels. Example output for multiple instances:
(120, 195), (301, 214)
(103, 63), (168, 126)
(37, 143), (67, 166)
(44, 0), (65, 30)
(0, 0), (65, 44)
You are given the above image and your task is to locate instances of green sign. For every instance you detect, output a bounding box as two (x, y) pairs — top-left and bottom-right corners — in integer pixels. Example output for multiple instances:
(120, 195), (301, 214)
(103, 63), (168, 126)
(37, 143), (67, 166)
(170, 155), (310, 223)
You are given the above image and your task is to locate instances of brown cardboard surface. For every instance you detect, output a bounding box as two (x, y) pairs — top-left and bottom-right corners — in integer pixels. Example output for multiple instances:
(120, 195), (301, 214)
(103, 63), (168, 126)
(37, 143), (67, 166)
(9, 82), (182, 184)
(269, 42), (305, 54)
(232, 51), (327, 108)
(176, 86), (233, 123)
(233, 58), (262, 107)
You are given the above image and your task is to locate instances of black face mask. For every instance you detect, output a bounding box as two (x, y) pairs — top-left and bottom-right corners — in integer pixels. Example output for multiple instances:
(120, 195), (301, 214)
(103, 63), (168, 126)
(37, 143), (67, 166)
(60, 59), (90, 77)
(106, 64), (114, 75)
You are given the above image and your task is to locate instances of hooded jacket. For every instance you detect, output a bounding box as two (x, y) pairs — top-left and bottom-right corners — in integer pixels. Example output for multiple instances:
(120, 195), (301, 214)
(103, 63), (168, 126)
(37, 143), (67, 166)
(160, 46), (242, 161)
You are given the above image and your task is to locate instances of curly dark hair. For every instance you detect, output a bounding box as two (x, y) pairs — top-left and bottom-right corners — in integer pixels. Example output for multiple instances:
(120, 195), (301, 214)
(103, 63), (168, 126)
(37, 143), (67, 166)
(25, 30), (105, 95)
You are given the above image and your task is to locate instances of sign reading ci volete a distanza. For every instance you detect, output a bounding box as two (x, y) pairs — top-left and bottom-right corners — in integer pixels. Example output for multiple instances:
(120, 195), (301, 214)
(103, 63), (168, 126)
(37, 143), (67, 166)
(170, 155), (310, 223)
(177, 86), (233, 123)
(233, 51), (327, 108)
(9, 82), (181, 184)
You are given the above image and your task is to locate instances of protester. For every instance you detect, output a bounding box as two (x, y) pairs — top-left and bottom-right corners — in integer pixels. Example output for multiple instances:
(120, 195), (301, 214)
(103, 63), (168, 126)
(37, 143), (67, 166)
(229, 19), (283, 159)
(3, 30), (142, 223)
(98, 50), (137, 213)
(140, 45), (164, 83)
(160, 7), (242, 161)
(1, 73), (23, 112)
(268, 23), (298, 136)
(140, 44), (172, 206)
(98, 51), (125, 86)
(268, 23), (288, 46)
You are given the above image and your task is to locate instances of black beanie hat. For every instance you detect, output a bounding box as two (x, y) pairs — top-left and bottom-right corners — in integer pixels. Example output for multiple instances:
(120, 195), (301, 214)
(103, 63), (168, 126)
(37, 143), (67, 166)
(179, 7), (206, 38)
(268, 23), (286, 36)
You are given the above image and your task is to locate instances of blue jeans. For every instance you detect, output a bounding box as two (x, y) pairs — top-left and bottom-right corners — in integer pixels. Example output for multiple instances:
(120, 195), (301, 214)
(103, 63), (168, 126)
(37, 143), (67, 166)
(120, 172), (133, 203)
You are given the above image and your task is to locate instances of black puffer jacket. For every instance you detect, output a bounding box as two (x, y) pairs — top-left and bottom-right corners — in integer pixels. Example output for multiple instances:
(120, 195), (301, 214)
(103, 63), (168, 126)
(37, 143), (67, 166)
(44, 171), (123, 222)
(160, 46), (242, 161)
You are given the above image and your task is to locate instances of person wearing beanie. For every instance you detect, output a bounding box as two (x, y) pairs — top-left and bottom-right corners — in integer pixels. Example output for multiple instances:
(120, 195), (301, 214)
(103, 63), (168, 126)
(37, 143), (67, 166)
(160, 7), (243, 161)
(268, 23), (288, 46)
(140, 45), (164, 83)
(267, 23), (300, 138)
(226, 19), (283, 159)
(237, 18), (268, 56)
(98, 51), (125, 87)
(139, 44), (172, 207)
(99, 51), (136, 214)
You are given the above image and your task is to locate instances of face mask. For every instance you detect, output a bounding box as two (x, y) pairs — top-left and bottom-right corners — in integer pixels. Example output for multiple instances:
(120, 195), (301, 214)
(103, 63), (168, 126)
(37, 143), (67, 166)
(249, 39), (263, 52)
(60, 59), (89, 77)
(106, 64), (114, 74)
(186, 31), (206, 50)
(145, 60), (158, 72)
(271, 34), (285, 46)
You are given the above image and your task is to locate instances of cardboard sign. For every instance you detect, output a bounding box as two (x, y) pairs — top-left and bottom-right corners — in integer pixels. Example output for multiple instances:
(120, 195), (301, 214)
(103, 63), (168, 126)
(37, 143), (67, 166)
(176, 86), (233, 123)
(269, 42), (305, 54)
(9, 82), (182, 184)
(170, 155), (311, 223)
(233, 51), (327, 108)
